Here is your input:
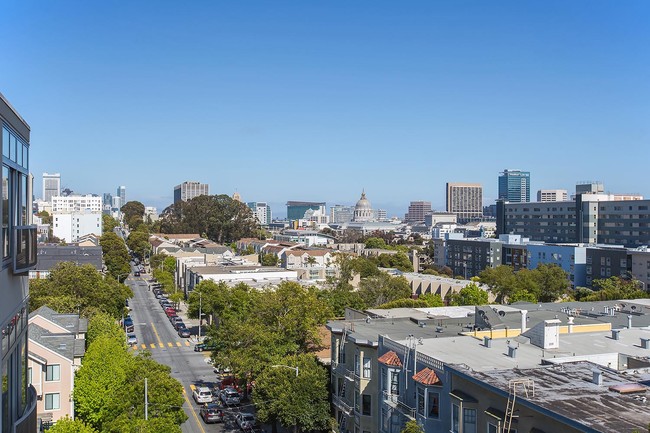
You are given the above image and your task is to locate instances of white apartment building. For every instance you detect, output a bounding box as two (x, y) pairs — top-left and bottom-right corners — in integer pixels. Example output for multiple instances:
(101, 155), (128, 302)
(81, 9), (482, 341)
(537, 189), (568, 202)
(144, 206), (158, 222)
(247, 202), (271, 225)
(52, 213), (102, 243)
(51, 195), (102, 213)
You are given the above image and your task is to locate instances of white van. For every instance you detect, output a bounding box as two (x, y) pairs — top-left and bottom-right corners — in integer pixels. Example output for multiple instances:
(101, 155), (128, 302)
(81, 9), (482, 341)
(193, 386), (213, 404)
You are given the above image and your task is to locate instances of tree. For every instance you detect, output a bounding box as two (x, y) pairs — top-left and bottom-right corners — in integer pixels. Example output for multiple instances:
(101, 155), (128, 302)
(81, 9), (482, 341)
(126, 231), (150, 259)
(100, 231), (131, 280)
(253, 354), (330, 433)
(47, 416), (98, 433)
(358, 274), (412, 307)
(374, 252), (413, 272)
(121, 201), (145, 230)
(159, 194), (259, 243)
(102, 214), (119, 234)
(365, 237), (388, 249)
(377, 298), (430, 309)
(479, 266), (518, 303)
(86, 312), (123, 345)
(447, 283), (489, 306)
(261, 253), (279, 266)
(534, 264), (570, 302)
(29, 262), (132, 318)
(418, 293), (444, 307)
(401, 420), (424, 433)
(318, 288), (366, 317)
(577, 277), (649, 301)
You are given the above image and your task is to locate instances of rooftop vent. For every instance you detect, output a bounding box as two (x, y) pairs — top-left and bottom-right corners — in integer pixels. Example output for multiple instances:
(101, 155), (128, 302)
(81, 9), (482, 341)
(592, 369), (603, 386)
(612, 330), (620, 340)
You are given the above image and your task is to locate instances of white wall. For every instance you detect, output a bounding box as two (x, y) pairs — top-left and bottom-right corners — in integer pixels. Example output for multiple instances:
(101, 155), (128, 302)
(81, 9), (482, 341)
(52, 212), (102, 243)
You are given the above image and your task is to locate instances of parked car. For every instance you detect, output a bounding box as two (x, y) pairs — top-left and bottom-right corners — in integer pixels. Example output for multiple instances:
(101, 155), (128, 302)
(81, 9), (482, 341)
(178, 327), (191, 338)
(123, 317), (134, 333)
(200, 403), (224, 424)
(127, 333), (137, 345)
(235, 412), (256, 431)
(193, 386), (213, 404)
(219, 387), (241, 406)
(194, 341), (218, 352)
(173, 320), (186, 330)
(168, 315), (179, 324)
(134, 271), (140, 277)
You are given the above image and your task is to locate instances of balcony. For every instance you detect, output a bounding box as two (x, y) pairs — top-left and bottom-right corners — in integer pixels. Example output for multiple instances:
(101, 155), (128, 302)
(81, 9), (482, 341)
(382, 391), (416, 420)
(15, 385), (37, 433)
(334, 363), (356, 382)
(332, 394), (353, 415)
(13, 225), (37, 274)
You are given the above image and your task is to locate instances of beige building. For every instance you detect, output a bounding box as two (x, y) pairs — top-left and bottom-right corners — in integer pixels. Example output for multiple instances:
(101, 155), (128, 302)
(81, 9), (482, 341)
(445, 183), (483, 222)
(28, 306), (86, 425)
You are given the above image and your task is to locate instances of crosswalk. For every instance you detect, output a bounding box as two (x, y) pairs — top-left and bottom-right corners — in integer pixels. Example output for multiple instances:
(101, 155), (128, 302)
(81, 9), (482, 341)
(131, 341), (192, 350)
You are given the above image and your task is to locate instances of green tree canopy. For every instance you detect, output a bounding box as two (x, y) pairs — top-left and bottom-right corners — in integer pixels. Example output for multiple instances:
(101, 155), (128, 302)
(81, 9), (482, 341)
(377, 298), (430, 309)
(253, 354), (330, 433)
(418, 293), (445, 307)
(401, 420), (425, 433)
(159, 194), (259, 243)
(47, 416), (98, 433)
(478, 264), (570, 304)
(261, 253), (279, 266)
(358, 273), (412, 307)
(100, 231), (131, 280)
(126, 230), (150, 258)
(102, 214), (119, 234)
(29, 262), (132, 318)
(121, 201), (145, 230)
(576, 277), (649, 301)
(447, 283), (489, 306)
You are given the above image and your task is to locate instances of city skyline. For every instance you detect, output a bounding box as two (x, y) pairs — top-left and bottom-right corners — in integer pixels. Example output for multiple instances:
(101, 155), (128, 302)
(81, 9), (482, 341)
(3, 2), (649, 216)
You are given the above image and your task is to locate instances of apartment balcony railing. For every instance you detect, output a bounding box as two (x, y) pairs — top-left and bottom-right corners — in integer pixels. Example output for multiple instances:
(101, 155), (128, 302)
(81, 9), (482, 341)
(333, 362), (356, 382)
(382, 391), (416, 420)
(15, 385), (37, 433)
(332, 394), (354, 415)
(13, 225), (37, 273)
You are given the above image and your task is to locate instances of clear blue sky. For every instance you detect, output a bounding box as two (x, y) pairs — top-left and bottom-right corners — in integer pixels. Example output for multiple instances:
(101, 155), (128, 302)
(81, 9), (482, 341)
(2, 1), (649, 217)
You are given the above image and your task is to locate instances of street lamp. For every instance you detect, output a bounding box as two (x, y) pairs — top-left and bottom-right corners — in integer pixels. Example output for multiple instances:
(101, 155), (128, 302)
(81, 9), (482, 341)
(271, 364), (299, 377)
(197, 291), (203, 341)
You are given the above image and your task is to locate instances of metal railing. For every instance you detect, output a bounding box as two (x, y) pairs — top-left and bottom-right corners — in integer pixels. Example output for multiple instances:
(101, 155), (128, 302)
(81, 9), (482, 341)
(382, 391), (416, 419)
(332, 394), (354, 415)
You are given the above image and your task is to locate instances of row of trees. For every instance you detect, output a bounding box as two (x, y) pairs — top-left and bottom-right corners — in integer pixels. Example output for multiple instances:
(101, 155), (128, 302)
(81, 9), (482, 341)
(186, 281), (331, 433)
(478, 264), (571, 304)
(71, 313), (187, 433)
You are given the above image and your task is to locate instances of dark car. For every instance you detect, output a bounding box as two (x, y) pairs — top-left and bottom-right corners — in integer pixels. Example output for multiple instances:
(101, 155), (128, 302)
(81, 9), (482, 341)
(194, 342), (218, 352)
(174, 320), (186, 330)
(134, 271), (140, 277)
(200, 403), (224, 424)
(178, 327), (191, 338)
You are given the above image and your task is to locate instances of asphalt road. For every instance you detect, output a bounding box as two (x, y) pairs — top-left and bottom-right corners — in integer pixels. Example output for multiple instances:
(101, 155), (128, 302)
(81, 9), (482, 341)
(124, 272), (252, 433)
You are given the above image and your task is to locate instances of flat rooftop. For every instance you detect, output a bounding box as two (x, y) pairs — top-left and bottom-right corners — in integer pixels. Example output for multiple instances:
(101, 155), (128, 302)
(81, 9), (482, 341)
(454, 361), (650, 432)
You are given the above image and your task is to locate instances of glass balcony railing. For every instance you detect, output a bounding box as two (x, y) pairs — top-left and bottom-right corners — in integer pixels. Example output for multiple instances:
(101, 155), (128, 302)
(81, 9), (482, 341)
(13, 225), (37, 273)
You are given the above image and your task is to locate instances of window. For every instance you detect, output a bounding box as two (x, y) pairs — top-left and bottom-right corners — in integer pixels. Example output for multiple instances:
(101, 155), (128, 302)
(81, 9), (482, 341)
(463, 408), (477, 433)
(354, 354), (360, 376)
(354, 391), (360, 413)
(362, 394), (371, 416)
(487, 423), (498, 433)
(363, 357), (371, 378)
(337, 377), (344, 397)
(338, 341), (346, 364)
(428, 391), (439, 418)
(451, 404), (460, 433)
(417, 388), (425, 416)
(390, 371), (399, 396)
(46, 364), (60, 381)
(45, 393), (60, 410)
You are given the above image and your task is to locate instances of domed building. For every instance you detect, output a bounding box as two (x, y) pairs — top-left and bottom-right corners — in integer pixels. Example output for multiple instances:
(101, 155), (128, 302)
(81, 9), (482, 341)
(353, 190), (374, 222)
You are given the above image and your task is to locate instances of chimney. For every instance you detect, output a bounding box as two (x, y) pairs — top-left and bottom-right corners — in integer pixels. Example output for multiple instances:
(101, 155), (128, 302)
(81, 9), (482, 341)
(567, 316), (574, 334)
(520, 310), (528, 333)
(592, 369), (603, 386)
(628, 315), (632, 329)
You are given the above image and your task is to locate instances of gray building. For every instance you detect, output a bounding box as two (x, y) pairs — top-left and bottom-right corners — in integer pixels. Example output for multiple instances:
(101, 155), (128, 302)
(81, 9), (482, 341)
(1, 91), (39, 431)
(446, 237), (503, 278)
(330, 205), (355, 224)
(585, 246), (629, 287)
(42, 172), (60, 203)
(286, 201), (326, 221)
(30, 245), (103, 279)
(116, 185), (126, 206)
(446, 183), (483, 223)
(174, 181), (209, 203)
(404, 201), (432, 223)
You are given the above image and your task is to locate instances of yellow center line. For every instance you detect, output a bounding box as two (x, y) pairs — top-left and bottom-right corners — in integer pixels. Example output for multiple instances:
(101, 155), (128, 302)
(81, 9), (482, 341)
(141, 344), (146, 350)
(176, 342), (182, 347)
(185, 341), (190, 346)
(150, 322), (165, 348)
(167, 342), (173, 348)
(150, 343), (156, 349)
(182, 388), (206, 433)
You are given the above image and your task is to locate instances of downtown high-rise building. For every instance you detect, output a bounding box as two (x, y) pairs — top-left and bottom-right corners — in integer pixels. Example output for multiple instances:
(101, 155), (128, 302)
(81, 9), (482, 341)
(404, 201), (432, 222)
(42, 172), (61, 202)
(330, 205), (355, 223)
(247, 202), (272, 225)
(498, 169), (530, 203)
(537, 189), (568, 202)
(446, 183), (483, 222)
(116, 185), (126, 207)
(174, 181), (209, 203)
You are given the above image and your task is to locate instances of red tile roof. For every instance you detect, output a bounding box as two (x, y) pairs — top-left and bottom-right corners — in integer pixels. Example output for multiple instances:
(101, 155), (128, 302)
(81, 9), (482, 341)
(412, 368), (442, 386)
(378, 351), (403, 367)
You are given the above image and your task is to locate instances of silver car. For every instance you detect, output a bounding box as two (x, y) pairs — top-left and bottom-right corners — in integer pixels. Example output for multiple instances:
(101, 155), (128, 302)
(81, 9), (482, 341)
(219, 387), (241, 406)
(235, 412), (256, 430)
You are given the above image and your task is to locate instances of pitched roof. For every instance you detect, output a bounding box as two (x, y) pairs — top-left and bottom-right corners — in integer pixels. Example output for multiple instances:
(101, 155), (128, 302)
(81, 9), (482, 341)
(285, 249), (332, 257)
(378, 350), (403, 367)
(29, 323), (85, 361)
(35, 245), (103, 271)
(412, 367), (442, 386)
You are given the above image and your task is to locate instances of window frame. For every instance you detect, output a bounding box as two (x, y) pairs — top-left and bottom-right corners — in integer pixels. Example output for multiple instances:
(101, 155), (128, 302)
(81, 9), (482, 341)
(44, 392), (60, 411)
(45, 364), (60, 382)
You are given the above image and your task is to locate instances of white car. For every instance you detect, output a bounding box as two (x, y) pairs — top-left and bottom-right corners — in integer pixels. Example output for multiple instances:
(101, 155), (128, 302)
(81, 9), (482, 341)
(193, 386), (213, 404)
(127, 333), (137, 345)
(235, 412), (256, 431)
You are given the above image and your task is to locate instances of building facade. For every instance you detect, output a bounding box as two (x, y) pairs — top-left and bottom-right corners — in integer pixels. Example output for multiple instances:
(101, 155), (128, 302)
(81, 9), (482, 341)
(446, 183), (483, 223)
(446, 238), (503, 278)
(52, 212), (102, 244)
(537, 189), (568, 202)
(247, 202), (271, 225)
(173, 181), (209, 203)
(498, 169), (530, 203)
(405, 201), (432, 223)
(51, 195), (102, 214)
(116, 185), (126, 206)
(330, 205), (355, 224)
(0, 92), (39, 432)
(286, 201), (326, 222)
(42, 173), (60, 203)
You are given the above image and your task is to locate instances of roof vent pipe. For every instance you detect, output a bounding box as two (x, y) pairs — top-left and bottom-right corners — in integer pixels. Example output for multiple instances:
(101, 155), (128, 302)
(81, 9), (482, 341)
(520, 310), (528, 333)
(628, 315), (632, 329)
(592, 369), (603, 386)
(507, 345), (517, 358)
(612, 330), (620, 340)
(641, 338), (650, 349)
(567, 316), (574, 334)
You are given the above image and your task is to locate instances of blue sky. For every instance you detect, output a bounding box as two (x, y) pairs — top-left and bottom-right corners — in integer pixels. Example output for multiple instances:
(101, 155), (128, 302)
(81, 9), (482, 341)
(2, 1), (649, 217)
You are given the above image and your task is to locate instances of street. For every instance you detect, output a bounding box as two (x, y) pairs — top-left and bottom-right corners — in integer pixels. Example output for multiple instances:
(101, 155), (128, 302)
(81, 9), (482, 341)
(124, 273), (254, 433)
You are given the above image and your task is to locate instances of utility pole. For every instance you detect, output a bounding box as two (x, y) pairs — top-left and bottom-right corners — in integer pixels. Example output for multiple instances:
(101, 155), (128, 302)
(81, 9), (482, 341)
(144, 378), (148, 420)
(198, 292), (202, 340)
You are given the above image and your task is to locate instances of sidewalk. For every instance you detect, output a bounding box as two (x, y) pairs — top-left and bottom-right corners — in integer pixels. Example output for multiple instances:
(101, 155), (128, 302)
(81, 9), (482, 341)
(173, 301), (204, 343)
